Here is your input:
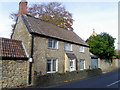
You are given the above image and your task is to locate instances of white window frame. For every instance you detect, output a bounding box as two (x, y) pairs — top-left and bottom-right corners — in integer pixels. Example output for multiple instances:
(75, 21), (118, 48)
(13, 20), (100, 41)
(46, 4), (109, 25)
(79, 46), (84, 53)
(46, 58), (58, 73)
(64, 42), (72, 51)
(80, 59), (85, 70)
(48, 39), (58, 49)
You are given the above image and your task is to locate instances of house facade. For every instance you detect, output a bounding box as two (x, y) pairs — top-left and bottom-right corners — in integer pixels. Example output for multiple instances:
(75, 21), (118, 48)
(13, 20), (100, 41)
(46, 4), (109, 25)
(11, 0), (91, 84)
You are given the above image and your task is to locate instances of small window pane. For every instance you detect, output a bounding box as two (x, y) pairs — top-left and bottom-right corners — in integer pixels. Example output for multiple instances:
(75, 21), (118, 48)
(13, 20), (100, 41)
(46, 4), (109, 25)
(48, 39), (58, 49)
(48, 39), (52, 48)
(53, 40), (57, 49)
(65, 42), (72, 51)
(47, 60), (51, 72)
(70, 60), (73, 67)
(80, 46), (84, 52)
(52, 59), (56, 71)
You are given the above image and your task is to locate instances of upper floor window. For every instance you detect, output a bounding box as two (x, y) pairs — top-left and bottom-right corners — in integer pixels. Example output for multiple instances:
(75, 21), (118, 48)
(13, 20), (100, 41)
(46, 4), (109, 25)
(79, 46), (84, 52)
(48, 39), (58, 49)
(64, 42), (72, 51)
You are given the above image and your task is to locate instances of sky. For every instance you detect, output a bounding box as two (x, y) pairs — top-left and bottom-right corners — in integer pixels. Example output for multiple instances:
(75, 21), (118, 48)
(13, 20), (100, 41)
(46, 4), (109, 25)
(0, 0), (119, 49)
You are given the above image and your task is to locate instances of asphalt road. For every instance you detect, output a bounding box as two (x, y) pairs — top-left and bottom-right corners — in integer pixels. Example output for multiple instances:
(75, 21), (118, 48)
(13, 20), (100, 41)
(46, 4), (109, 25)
(45, 69), (120, 88)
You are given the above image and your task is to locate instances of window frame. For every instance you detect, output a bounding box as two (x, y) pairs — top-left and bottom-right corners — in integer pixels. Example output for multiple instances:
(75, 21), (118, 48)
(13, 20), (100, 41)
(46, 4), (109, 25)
(48, 38), (58, 49)
(64, 42), (72, 51)
(46, 58), (58, 73)
(79, 59), (85, 70)
(79, 45), (84, 53)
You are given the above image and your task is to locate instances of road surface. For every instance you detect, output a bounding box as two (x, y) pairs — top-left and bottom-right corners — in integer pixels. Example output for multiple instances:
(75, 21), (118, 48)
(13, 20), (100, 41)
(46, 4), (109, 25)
(45, 69), (120, 88)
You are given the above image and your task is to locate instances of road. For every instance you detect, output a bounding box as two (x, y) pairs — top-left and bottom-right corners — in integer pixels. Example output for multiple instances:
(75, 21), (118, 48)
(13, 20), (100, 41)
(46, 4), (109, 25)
(45, 69), (120, 88)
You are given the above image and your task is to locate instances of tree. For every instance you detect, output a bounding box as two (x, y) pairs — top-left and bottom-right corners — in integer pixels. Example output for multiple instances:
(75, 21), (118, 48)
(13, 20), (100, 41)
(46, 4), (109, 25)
(10, 2), (74, 31)
(86, 32), (115, 61)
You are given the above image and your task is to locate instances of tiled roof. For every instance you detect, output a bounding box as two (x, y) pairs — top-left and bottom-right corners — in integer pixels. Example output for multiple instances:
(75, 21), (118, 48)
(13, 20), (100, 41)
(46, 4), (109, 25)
(66, 53), (77, 59)
(0, 38), (28, 60)
(21, 14), (89, 47)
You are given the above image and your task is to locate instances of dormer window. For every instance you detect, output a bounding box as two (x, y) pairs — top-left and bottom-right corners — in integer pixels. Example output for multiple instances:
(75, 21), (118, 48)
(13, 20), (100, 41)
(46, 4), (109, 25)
(64, 42), (72, 51)
(79, 46), (84, 53)
(48, 39), (58, 49)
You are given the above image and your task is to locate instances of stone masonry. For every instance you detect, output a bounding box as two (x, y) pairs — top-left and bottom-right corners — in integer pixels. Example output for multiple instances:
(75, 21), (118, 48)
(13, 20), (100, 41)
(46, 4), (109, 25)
(32, 35), (91, 75)
(0, 60), (28, 88)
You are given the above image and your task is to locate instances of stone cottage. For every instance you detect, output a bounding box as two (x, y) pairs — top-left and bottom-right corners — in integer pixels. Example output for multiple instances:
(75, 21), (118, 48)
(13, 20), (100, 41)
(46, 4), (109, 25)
(0, 38), (29, 88)
(11, 0), (91, 85)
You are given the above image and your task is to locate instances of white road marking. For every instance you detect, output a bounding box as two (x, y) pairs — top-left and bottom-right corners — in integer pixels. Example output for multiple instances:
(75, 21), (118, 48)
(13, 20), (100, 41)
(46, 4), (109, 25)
(106, 80), (120, 87)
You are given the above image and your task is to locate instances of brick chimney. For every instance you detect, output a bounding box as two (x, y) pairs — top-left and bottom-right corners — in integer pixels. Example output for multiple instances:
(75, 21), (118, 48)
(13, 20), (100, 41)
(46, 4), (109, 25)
(18, 0), (28, 16)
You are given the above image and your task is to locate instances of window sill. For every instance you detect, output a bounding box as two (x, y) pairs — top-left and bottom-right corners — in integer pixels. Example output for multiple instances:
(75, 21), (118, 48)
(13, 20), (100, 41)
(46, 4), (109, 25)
(79, 51), (85, 53)
(65, 50), (73, 52)
(47, 71), (57, 73)
(48, 47), (58, 50)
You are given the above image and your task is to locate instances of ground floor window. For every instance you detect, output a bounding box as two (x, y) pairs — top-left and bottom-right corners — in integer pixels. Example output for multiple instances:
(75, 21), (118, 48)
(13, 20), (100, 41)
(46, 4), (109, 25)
(80, 59), (85, 70)
(47, 58), (58, 73)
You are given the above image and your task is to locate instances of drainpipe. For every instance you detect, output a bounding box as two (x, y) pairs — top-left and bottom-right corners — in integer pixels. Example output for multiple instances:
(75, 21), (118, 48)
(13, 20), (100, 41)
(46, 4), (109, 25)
(76, 59), (78, 70)
(28, 35), (34, 85)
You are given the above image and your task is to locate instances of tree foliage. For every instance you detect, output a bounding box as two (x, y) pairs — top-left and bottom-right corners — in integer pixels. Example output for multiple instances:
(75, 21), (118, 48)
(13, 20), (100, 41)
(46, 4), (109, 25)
(86, 32), (115, 60)
(10, 2), (74, 31)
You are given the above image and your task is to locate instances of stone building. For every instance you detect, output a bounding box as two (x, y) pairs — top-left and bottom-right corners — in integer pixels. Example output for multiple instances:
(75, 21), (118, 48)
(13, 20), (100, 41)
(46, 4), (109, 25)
(11, 0), (91, 85)
(0, 38), (29, 88)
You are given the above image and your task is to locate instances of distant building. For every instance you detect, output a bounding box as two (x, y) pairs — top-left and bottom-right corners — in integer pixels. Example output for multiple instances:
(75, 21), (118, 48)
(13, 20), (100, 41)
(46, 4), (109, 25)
(90, 29), (97, 37)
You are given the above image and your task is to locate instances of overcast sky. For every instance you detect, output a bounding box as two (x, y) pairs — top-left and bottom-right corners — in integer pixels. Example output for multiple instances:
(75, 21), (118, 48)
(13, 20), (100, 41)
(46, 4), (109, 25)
(0, 0), (119, 49)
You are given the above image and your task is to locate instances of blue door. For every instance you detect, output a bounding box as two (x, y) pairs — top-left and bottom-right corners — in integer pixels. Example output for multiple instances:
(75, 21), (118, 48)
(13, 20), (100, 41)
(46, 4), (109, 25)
(91, 59), (98, 69)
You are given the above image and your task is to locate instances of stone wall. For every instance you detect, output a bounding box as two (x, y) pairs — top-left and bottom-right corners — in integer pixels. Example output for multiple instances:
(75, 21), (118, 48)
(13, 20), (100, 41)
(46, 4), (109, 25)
(0, 60), (2, 89)
(12, 16), (31, 56)
(98, 59), (119, 72)
(33, 36), (65, 75)
(1, 60), (28, 88)
(34, 68), (102, 87)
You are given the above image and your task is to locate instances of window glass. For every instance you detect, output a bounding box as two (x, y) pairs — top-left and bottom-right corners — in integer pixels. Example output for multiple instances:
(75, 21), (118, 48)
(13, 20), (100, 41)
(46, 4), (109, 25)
(64, 42), (72, 51)
(48, 39), (52, 48)
(52, 59), (56, 71)
(47, 60), (51, 72)
(48, 39), (58, 49)
(47, 58), (57, 73)
(79, 46), (84, 52)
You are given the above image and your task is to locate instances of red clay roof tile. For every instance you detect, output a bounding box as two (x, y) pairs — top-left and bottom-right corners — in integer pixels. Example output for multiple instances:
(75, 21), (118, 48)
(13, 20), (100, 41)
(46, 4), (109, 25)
(0, 38), (28, 59)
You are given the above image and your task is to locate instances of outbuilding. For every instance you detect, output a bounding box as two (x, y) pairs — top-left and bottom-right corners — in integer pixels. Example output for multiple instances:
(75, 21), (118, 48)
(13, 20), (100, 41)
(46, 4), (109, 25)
(0, 38), (29, 88)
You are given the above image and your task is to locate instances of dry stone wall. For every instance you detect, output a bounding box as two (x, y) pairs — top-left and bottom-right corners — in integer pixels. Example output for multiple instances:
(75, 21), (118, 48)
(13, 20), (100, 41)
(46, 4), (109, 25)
(1, 60), (28, 88)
